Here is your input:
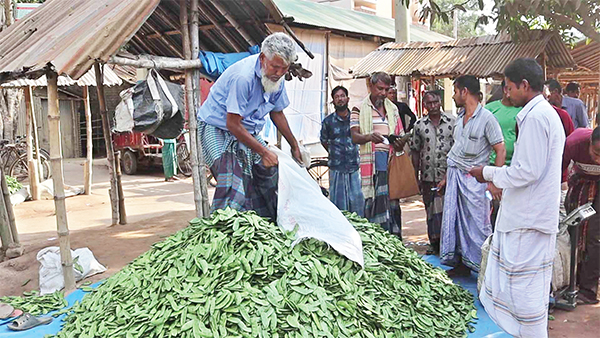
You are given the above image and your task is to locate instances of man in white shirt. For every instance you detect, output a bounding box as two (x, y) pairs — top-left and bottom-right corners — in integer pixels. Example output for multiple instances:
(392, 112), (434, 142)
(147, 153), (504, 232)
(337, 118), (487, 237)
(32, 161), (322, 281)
(470, 58), (566, 338)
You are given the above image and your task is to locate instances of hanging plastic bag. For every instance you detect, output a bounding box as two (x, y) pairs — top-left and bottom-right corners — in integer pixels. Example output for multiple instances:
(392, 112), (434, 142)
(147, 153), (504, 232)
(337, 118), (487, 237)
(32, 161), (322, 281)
(113, 70), (185, 139)
(273, 146), (364, 266)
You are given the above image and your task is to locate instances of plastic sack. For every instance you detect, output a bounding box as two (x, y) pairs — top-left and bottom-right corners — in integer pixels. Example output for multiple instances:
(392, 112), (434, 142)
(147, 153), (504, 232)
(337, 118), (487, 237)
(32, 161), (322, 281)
(113, 70), (185, 139)
(477, 234), (492, 295)
(37, 247), (106, 295)
(273, 146), (364, 266)
(478, 192), (571, 294)
(553, 189), (571, 292)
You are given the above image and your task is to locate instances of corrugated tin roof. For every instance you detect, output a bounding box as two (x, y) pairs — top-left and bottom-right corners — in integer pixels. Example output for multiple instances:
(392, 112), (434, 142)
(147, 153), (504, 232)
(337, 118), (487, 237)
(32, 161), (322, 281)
(273, 0), (453, 42)
(571, 40), (599, 72)
(350, 30), (576, 78)
(0, 0), (294, 84)
(0, 0), (160, 83)
(1, 64), (122, 88)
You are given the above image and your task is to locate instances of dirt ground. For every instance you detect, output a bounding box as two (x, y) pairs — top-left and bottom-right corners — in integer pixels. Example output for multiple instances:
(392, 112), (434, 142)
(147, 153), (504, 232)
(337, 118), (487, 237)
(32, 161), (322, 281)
(0, 158), (598, 337)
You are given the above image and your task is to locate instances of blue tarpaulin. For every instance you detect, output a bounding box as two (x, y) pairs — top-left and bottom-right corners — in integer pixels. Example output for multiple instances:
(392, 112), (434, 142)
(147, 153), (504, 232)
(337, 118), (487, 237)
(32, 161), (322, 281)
(198, 45), (260, 80)
(0, 258), (510, 337)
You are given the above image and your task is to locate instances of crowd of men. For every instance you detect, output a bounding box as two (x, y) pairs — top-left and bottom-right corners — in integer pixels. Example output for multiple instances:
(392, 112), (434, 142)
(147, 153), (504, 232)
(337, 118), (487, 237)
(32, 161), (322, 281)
(320, 60), (598, 337)
(196, 32), (598, 338)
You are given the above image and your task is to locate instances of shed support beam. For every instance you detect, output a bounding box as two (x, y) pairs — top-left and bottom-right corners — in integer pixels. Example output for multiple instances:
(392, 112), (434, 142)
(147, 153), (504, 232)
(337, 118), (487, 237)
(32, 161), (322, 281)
(108, 55), (203, 70)
(83, 86), (93, 195)
(47, 70), (75, 293)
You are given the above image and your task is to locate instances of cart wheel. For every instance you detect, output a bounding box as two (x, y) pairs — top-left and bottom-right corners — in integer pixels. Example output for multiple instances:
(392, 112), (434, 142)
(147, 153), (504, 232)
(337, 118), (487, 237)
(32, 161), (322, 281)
(122, 150), (138, 175)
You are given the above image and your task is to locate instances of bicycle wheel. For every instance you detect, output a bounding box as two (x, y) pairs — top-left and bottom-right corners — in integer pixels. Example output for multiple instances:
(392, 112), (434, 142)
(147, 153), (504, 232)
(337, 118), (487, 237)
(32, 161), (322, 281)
(308, 160), (330, 190)
(8, 155), (29, 182)
(176, 143), (192, 177)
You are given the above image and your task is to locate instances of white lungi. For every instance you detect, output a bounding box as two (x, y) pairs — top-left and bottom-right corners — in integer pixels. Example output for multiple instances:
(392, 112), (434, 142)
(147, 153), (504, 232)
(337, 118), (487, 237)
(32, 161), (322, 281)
(479, 229), (556, 338)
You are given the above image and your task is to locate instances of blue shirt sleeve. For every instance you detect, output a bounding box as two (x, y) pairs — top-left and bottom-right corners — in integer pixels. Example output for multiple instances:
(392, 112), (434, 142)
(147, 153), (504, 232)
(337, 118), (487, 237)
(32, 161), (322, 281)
(576, 102), (589, 128)
(225, 76), (252, 117)
(271, 85), (290, 112)
(320, 116), (330, 144)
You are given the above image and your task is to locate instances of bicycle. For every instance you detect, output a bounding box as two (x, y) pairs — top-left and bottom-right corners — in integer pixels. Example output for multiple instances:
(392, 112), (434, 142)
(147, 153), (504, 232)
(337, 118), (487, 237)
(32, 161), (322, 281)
(307, 157), (329, 197)
(0, 138), (51, 183)
(175, 130), (216, 187)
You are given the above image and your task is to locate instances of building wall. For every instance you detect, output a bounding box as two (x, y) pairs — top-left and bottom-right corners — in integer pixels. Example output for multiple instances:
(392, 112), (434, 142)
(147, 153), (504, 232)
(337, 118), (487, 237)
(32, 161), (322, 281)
(16, 84), (131, 159)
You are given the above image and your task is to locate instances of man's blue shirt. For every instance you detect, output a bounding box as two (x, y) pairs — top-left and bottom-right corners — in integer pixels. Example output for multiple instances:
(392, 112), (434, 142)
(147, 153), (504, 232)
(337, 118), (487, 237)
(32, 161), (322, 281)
(320, 111), (359, 173)
(197, 54), (289, 134)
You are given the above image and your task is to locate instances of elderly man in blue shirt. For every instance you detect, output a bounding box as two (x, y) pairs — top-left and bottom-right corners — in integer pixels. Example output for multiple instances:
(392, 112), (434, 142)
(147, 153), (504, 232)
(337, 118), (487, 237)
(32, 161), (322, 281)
(197, 33), (302, 220)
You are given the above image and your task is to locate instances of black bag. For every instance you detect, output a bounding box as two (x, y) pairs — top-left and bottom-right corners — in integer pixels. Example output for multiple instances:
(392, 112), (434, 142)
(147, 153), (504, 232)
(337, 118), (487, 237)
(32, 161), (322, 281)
(115, 70), (185, 139)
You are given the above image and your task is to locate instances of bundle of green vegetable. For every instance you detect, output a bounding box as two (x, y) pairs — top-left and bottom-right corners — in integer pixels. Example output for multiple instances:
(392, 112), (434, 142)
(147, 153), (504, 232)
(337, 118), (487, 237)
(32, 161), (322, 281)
(53, 209), (475, 338)
(0, 291), (67, 316)
(5, 175), (22, 194)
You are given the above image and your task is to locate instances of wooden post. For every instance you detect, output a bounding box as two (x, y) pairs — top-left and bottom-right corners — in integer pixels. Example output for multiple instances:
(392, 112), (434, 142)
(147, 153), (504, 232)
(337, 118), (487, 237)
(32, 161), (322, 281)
(0, 167), (13, 251)
(47, 71), (75, 293)
(183, 0), (209, 217)
(114, 151), (127, 225)
(0, 172), (18, 244)
(24, 86), (40, 200)
(83, 86), (93, 195)
(30, 94), (42, 180)
(94, 63), (120, 225)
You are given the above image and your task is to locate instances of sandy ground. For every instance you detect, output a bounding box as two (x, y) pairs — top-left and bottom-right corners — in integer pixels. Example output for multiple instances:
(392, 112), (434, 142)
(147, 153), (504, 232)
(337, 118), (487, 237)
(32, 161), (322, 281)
(0, 158), (597, 337)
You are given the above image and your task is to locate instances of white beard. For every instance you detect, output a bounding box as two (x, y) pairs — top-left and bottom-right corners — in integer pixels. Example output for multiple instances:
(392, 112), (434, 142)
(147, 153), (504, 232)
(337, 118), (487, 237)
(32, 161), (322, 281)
(261, 68), (284, 94)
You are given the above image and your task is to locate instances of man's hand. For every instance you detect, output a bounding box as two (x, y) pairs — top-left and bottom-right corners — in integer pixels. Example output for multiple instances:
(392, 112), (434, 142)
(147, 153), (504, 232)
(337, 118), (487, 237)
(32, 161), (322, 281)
(291, 146), (303, 166)
(392, 134), (411, 152)
(370, 131), (385, 144)
(261, 149), (279, 167)
(469, 166), (486, 183)
(436, 178), (446, 195)
(487, 182), (502, 200)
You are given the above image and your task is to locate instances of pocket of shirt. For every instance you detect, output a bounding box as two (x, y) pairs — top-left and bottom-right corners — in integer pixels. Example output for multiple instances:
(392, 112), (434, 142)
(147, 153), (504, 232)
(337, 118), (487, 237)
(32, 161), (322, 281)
(463, 134), (485, 157)
(254, 102), (275, 120)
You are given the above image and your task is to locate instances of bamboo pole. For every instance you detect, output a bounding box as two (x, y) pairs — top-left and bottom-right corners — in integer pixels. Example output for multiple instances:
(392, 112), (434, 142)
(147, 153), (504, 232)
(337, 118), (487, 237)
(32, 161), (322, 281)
(190, 0), (210, 216)
(209, 0), (256, 46)
(30, 94), (42, 180)
(24, 86), (40, 200)
(94, 63), (120, 225)
(115, 151), (127, 225)
(46, 71), (75, 292)
(197, 1), (244, 52)
(83, 86), (93, 195)
(181, 0), (202, 218)
(108, 55), (203, 70)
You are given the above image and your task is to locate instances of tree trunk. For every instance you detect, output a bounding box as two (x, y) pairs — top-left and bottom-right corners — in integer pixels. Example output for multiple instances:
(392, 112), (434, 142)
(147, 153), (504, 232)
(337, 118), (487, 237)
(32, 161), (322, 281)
(47, 71), (76, 293)
(94, 63), (121, 225)
(1, 88), (21, 141)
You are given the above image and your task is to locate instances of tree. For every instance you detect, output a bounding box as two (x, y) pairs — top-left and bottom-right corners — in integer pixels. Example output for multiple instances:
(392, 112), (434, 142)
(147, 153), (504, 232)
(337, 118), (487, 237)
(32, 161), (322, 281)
(419, 0), (600, 43)
(428, 0), (485, 39)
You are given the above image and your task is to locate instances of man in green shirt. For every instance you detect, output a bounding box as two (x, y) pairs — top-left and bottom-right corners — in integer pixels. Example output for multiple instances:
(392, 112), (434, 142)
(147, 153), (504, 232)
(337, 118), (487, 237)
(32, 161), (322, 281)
(485, 81), (522, 165)
(485, 80), (522, 227)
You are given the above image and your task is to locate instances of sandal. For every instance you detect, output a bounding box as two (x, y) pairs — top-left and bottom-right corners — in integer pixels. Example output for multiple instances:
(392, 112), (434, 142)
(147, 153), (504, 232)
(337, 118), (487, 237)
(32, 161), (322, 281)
(0, 309), (23, 326)
(0, 303), (14, 319)
(7, 313), (52, 331)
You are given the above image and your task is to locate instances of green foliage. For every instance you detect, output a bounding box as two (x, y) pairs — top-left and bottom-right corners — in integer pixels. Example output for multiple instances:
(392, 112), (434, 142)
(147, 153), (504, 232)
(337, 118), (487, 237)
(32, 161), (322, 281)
(421, 0), (600, 43)
(428, 0), (485, 38)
